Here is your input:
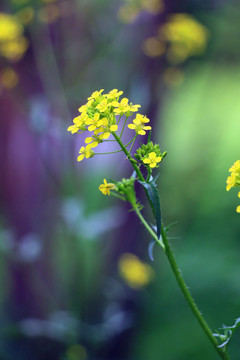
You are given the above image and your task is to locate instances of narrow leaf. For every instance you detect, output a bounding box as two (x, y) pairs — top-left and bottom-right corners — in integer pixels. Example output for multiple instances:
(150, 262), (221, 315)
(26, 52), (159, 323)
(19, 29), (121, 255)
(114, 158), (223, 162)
(138, 177), (161, 239)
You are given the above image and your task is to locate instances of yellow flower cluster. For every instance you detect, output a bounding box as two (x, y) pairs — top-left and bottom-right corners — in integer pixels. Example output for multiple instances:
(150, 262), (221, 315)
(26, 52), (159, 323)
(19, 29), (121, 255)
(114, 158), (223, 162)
(118, 253), (154, 289)
(68, 89), (152, 162)
(142, 13), (208, 64)
(226, 160), (240, 213)
(0, 13), (28, 61)
(161, 14), (209, 64)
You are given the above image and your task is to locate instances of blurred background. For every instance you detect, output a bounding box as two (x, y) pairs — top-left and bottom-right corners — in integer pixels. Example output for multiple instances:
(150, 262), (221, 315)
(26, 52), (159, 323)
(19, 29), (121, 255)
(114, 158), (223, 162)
(0, 0), (240, 359)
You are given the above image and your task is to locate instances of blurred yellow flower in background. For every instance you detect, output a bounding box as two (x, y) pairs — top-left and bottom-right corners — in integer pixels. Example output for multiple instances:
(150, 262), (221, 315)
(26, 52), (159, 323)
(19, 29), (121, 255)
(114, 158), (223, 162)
(161, 13), (209, 64)
(0, 67), (19, 89)
(118, 253), (154, 289)
(118, 0), (164, 23)
(65, 344), (87, 360)
(0, 12), (28, 61)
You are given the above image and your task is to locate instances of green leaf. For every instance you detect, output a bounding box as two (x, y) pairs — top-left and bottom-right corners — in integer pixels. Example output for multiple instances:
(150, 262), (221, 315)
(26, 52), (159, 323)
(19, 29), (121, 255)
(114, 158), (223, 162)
(138, 176), (161, 239)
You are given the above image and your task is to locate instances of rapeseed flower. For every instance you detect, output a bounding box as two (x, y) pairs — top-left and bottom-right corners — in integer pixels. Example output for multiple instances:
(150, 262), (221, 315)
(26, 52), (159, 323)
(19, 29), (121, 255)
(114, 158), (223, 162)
(105, 89), (123, 99)
(226, 160), (240, 213)
(86, 113), (103, 132)
(88, 89), (104, 101)
(128, 114), (151, 135)
(77, 145), (93, 162)
(99, 179), (116, 196)
(143, 152), (162, 168)
(68, 89), (148, 161)
(226, 160), (240, 191)
(112, 98), (130, 115)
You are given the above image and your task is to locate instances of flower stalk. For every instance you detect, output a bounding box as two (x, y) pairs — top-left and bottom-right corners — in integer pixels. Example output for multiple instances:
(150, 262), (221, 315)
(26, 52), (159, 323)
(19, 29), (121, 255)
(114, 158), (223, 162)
(67, 88), (235, 360)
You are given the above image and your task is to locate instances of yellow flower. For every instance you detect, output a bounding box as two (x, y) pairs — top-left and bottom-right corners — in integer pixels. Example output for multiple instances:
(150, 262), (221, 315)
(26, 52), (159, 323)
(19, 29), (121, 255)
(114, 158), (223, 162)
(229, 160), (240, 173)
(128, 115), (151, 135)
(134, 113), (150, 124)
(84, 136), (99, 148)
(226, 173), (237, 191)
(143, 152), (162, 168)
(67, 124), (79, 134)
(226, 160), (240, 191)
(112, 98), (130, 115)
(110, 124), (118, 132)
(129, 103), (141, 112)
(86, 113), (103, 132)
(96, 98), (108, 112)
(226, 161), (240, 213)
(118, 253), (154, 289)
(87, 89), (104, 101)
(237, 192), (240, 213)
(78, 104), (88, 113)
(99, 179), (116, 196)
(105, 89), (123, 99)
(77, 145), (93, 162)
(67, 114), (88, 133)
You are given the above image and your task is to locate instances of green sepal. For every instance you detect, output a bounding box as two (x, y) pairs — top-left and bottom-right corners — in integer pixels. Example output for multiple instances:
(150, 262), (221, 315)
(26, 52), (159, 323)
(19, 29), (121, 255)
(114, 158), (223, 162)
(138, 176), (161, 239)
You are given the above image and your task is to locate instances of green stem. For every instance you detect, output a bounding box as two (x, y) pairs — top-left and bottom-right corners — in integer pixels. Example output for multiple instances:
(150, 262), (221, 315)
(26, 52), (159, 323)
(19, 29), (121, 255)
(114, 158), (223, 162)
(134, 207), (164, 249)
(160, 226), (230, 360)
(112, 132), (144, 180)
(113, 131), (230, 360)
(120, 115), (128, 138)
(129, 135), (137, 153)
(95, 136), (136, 155)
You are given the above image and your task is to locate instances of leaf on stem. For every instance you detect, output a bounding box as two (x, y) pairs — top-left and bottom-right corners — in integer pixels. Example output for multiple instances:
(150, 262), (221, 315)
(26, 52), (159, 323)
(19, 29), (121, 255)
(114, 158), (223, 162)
(138, 176), (161, 239)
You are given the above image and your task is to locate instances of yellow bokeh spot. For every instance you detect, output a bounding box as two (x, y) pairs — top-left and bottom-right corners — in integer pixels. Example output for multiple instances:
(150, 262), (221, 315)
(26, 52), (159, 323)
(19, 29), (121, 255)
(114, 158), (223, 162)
(1, 67), (19, 88)
(163, 67), (184, 87)
(38, 4), (60, 24)
(66, 344), (87, 360)
(117, 5), (139, 24)
(0, 13), (28, 60)
(16, 7), (34, 25)
(142, 37), (165, 57)
(0, 13), (23, 42)
(118, 253), (154, 289)
(118, 0), (163, 23)
(142, 0), (164, 14)
(160, 13), (209, 64)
